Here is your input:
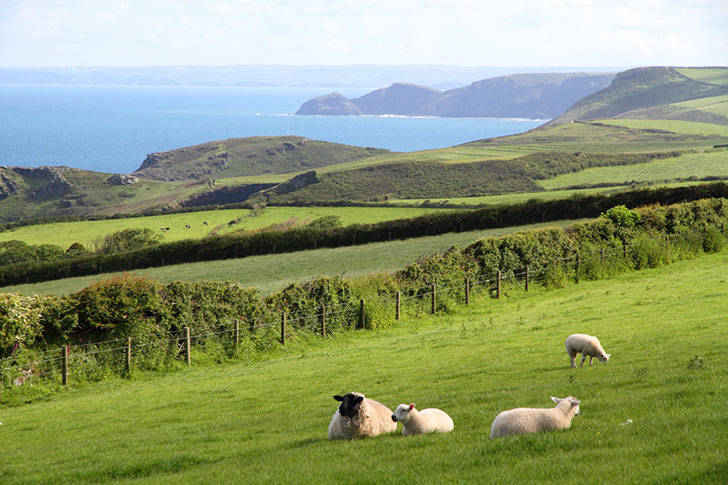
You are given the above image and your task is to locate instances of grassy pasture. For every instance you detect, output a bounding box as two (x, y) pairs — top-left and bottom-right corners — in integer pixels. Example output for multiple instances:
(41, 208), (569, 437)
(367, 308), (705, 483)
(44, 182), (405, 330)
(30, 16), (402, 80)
(672, 94), (728, 117)
(0, 206), (453, 249)
(597, 119), (728, 137)
(4, 220), (578, 296)
(676, 67), (728, 85)
(1, 251), (726, 483)
(387, 186), (632, 206)
(540, 150), (728, 190)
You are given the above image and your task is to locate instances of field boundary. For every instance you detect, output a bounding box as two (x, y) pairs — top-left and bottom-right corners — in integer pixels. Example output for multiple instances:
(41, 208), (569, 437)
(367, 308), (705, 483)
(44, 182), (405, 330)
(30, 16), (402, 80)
(0, 229), (714, 401)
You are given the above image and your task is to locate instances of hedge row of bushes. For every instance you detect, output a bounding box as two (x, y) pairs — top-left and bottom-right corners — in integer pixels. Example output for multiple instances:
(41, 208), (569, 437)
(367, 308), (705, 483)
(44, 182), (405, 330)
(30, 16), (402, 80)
(2, 182), (728, 287)
(1, 197), (727, 398)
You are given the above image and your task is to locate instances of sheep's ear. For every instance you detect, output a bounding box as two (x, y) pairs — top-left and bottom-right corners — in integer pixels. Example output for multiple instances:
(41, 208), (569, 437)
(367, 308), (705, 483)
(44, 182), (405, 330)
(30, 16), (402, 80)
(606, 353), (612, 358)
(409, 403), (415, 410)
(334, 395), (344, 401)
(550, 396), (562, 403)
(355, 396), (364, 405)
(570, 399), (581, 406)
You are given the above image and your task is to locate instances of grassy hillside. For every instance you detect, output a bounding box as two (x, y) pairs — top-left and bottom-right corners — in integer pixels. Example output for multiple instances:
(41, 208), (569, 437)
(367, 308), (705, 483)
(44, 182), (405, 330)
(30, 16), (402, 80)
(134, 136), (389, 181)
(263, 151), (682, 203)
(1, 252), (726, 483)
(5, 220), (578, 296)
(540, 150), (728, 190)
(0, 206), (453, 249)
(554, 66), (728, 125)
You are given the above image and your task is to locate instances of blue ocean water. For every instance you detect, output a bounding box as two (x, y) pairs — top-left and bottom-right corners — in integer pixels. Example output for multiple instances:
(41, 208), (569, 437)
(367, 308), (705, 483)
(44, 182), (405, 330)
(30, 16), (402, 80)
(0, 84), (544, 174)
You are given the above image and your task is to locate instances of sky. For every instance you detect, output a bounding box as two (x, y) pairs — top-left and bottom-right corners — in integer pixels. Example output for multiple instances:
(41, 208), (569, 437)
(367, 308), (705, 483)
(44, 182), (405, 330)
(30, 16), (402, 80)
(0, 0), (726, 67)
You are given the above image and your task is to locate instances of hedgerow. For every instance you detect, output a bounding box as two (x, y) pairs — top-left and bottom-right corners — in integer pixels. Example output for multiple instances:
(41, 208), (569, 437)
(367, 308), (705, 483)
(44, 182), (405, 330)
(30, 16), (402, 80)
(1, 197), (727, 395)
(2, 182), (728, 286)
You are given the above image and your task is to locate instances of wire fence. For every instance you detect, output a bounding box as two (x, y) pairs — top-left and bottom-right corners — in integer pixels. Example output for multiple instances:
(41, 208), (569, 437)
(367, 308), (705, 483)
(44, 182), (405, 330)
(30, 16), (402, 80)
(0, 226), (723, 397)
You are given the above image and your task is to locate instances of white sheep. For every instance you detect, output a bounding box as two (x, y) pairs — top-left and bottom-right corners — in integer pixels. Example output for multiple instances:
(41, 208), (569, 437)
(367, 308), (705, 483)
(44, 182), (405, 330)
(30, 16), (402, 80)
(489, 396), (580, 439)
(327, 392), (397, 440)
(565, 333), (611, 368)
(391, 403), (454, 436)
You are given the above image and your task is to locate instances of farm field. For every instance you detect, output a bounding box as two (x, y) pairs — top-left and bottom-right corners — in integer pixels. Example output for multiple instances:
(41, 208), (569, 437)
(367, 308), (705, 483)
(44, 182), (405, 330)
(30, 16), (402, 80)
(4, 220), (580, 296)
(675, 67), (728, 85)
(387, 186), (634, 206)
(1, 251), (726, 483)
(597, 119), (728, 136)
(672, 94), (728, 117)
(539, 150), (728, 190)
(0, 206), (454, 249)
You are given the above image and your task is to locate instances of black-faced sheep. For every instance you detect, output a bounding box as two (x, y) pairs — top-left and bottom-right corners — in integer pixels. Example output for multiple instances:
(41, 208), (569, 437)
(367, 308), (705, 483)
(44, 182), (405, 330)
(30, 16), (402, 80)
(327, 392), (397, 440)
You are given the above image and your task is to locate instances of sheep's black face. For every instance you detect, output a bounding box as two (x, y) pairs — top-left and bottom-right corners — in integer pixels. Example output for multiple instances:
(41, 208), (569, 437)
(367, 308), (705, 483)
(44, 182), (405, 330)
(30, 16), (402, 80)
(333, 393), (364, 418)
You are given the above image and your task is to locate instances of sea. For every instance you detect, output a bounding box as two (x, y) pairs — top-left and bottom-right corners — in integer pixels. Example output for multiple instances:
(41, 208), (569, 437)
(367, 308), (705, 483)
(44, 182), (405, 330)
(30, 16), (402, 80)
(0, 84), (544, 174)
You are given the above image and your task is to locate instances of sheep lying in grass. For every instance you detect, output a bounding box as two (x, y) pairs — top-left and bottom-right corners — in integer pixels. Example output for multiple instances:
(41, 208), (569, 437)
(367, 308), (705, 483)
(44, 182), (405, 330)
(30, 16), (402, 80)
(489, 396), (580, 439)
(565, 333), (611, 368)
(391, 403), (454, 436)
(327, 392), (397, 440)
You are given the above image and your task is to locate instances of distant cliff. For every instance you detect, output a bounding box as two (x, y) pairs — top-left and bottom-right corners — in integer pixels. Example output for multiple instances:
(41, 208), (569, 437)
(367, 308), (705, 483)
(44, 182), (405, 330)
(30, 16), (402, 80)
(295, 73), (614, 119)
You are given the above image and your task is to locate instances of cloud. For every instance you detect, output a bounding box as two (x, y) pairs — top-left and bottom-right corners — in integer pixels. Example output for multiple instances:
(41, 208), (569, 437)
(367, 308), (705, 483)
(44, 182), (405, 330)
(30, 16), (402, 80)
(0, 0), (725, 66)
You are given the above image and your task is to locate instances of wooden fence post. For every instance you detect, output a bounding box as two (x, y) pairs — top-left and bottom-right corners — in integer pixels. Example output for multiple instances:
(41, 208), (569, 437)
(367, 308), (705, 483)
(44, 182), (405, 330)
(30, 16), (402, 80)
(497, 270), (502, 299)
(321, 305), (326, 338)
(465, 277), (470, 304)
(234, 319), (240, 354)
(280, 312), (286, 345)
(525, 265), (529, 292)
(62, 345), (68, 386)
(431, 283), (437, 314)
(359, 299), (366, 329)
(395, 291), (401, 320)
(126, 337), (132, 375)
(575, 252), (581, 283)
(185, 327), (191, 366)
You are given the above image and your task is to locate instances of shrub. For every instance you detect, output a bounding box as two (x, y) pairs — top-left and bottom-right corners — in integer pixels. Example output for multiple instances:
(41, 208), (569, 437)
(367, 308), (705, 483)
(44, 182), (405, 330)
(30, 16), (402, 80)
(0, 293), (43, 357)
(601, 205), (641, 228)
(702, 226), (725, 253)
(269, 277), (356, 334)
(93, 228), (162, 254)
(629, 234), (666, 270)
(542, 263), (569, 288)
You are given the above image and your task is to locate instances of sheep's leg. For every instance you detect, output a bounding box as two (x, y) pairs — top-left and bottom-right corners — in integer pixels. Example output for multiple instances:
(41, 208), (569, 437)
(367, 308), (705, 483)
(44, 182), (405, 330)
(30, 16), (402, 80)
(570, 355), (576, 368)
(580, 354), (586, 367)
(589, 356), (594, 366)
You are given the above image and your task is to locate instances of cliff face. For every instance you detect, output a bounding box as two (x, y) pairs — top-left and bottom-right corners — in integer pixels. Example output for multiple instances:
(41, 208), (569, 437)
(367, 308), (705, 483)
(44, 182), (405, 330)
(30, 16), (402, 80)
(295, 73), (614, 119)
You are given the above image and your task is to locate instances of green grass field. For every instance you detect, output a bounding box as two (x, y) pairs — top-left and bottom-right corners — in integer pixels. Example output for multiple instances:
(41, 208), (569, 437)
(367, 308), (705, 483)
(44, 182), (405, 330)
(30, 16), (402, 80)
(0, 206), (453, 249)
(387, 186), (633, 206)
(540, 150), (728, 190)
(598, 119), (728, 137)
(673, 94), (728, 117)
(676, 67), (728, 86)
(4, 220), (579, 296)
(1, 250), (726, 483)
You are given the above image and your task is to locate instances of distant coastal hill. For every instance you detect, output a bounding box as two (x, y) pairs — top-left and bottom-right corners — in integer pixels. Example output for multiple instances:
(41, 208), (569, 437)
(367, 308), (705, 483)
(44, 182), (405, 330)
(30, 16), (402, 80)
(296, 73), (615, 119)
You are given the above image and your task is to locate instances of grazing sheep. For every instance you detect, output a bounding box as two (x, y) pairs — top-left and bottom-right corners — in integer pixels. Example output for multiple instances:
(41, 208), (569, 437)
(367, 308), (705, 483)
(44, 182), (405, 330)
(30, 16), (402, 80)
(490, 396), (580, 439)
(327, 392), (397, 440)
(565, 333), (611, 368)
(391, 403), (454, 436)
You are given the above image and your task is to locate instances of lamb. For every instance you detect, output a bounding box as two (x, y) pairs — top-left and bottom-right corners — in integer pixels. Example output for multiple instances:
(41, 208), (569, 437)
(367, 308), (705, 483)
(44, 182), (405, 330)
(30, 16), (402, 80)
(327, 392), (397, 440)
(565, 333), (611, 368)
(391, 403), (454, 436)
(489, 396), (581, 439)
